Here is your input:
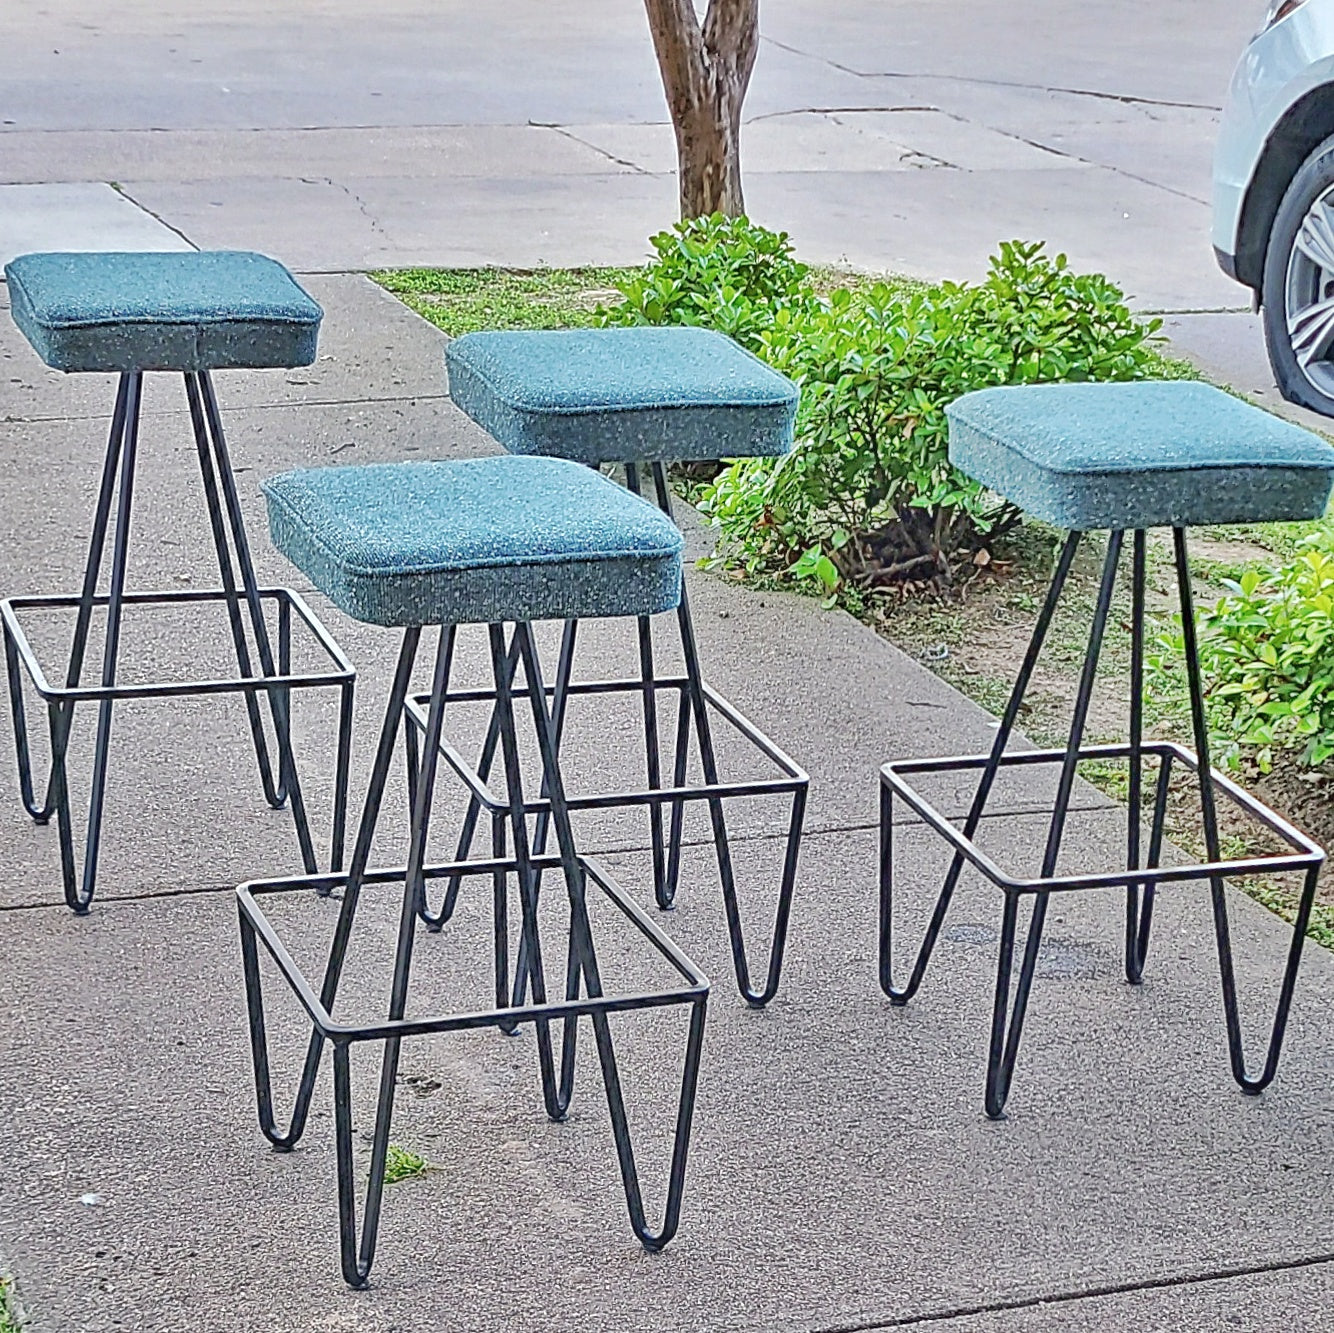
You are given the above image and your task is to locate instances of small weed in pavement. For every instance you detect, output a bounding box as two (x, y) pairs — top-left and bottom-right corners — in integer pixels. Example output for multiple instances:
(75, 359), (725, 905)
(384, 1145), (428, 1185)
(0, 1278), (23, 1332)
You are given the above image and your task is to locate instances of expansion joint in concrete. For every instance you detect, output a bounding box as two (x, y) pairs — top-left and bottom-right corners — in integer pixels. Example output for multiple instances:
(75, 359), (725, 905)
(816, 1252), (1334, 1332)
(760, 34), (1223, 112)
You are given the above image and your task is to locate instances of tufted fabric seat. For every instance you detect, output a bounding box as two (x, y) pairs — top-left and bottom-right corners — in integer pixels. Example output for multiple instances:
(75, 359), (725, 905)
(445, 326), (798, 465)
(947, 380), (1334, 531)
(3, 250), (322, 373)
(262, 455), (685, 628)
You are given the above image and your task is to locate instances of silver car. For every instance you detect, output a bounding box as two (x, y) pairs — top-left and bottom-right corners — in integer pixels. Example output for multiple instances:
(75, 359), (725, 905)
(1215, 0), (1334, 413)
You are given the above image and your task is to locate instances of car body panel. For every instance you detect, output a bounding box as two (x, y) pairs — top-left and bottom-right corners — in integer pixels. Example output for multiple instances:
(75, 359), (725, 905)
(1213, 2), (1334, 263)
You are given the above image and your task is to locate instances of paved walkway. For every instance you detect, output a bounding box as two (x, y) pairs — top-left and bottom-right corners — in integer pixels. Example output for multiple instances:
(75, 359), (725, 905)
(1, 273), (1333, 1331)
(3, 3), (1334, 1329)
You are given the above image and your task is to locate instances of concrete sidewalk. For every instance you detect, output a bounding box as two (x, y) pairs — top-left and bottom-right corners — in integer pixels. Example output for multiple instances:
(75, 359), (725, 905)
(1, 274), (1332, 1331)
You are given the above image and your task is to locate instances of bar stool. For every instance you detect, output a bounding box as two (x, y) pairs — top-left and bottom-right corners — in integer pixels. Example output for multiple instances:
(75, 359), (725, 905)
(879, 381), (1333, 1118)
(429, 326), (809, 1008)
(1, 251), (355, 911)
(237, 454), (710, 1288)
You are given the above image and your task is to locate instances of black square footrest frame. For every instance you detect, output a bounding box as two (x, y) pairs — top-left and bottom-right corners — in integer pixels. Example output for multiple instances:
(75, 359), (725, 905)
(403, 638), (809, 1009)
(237, 851), (709, 1289)
(881, 741), (1325, 1119)
(4, 586), (355, 910)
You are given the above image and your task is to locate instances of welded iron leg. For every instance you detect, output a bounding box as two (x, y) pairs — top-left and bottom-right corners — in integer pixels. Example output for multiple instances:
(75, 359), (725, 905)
(184, 372), (286, 812)
(487, 623), (564, 1122)
(663, 684), (693, 903)
(1173, 528), (1319, 1093)
(515, 622), (706, 1247)
(646, 465), (693, 912)
(1125, 530), (1157, 984)
(625, 464), (670, 905)
(329, 626), (457, 1288)
(1127, 743), (1175, 983)
(880, 531), (1084, 1004)
(8, 375), (132, 827)
(44, 374), (145, 912)
(418, 632), (524, 931)
(197, 372), (319, 875)
(507, 619), (579, 1025)
(651, 462), (800, 1007)
(330, 679), (354, 874)
(242, 629), (423, 1153)
(983, 531), (1125, 1119)
(492, 812), (509, 1013)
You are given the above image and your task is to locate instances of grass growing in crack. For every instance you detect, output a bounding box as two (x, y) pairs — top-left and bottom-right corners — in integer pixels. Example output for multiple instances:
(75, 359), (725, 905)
(384, 1145), (428, 1185)
(0, 1278), (23, 1332)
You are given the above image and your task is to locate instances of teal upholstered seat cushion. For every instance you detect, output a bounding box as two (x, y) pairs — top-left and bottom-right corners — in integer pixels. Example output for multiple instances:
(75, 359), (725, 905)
(445, 326), (798, 464)
(3, 250), (322, 373)
(947, 381), (1334, 531)
(262, 455), (684, 628)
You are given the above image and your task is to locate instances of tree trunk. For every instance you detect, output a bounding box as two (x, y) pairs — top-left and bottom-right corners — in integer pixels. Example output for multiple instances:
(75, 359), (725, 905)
(643, 0), (759, 218)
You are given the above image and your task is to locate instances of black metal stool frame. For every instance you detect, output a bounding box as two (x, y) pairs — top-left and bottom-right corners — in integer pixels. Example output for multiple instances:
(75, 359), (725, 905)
(2, 370), (355, 910)
(404, 460), (808, 1008)
(879, 528), (1325, 1119)
(238, 620), (709, 1288)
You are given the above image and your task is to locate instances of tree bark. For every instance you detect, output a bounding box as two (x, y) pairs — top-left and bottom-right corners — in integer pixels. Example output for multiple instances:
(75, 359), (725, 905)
(642, 0), (760, 218)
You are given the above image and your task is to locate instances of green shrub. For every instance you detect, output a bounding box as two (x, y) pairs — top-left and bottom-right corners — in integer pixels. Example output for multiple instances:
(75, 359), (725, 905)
(700, 282), (1016, 592)
(599, 213), (815, 353)
(699, 241), (1171, 596)
(1176, 539), (1334, 771)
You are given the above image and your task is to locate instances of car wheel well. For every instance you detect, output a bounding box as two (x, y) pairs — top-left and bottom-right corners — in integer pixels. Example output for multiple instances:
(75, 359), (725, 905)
(1238, 84), (1334, 292)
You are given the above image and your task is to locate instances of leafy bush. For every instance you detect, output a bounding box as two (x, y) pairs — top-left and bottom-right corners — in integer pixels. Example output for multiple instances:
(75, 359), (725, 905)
(700, 282), (1013, 592)
(599, 212), (815, 353)
(700, 241), (1172, 596)
(1181, 539), (1334, 771)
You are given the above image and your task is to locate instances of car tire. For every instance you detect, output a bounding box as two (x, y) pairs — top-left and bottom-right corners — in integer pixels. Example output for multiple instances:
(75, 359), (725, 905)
(1262, 134), (1334, 416)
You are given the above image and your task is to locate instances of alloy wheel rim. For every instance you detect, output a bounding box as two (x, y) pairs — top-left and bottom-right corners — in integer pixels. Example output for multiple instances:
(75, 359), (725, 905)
(1285, 185), (1334, 397)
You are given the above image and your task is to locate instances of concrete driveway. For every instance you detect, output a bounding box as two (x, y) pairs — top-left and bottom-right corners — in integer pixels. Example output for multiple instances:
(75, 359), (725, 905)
(0, 1), (1258, 311)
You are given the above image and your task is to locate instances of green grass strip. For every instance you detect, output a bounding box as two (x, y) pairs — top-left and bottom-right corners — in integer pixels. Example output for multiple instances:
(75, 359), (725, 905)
(371, 266), (631, 336)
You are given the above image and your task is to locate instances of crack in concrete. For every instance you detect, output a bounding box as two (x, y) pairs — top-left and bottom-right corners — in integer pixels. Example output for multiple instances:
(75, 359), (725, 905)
(966, 121), (1212, 206)
(761, 35), (1223, 111)
(741, 97), (1211, 207)
(530, 121), (653, 175)
(814, 1250), (1334, 1331)
(301, 174), (395, 244)
(102, 180), (198, 249)
(0, 801), (1114, 914)
(746, 104), (941, 122)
